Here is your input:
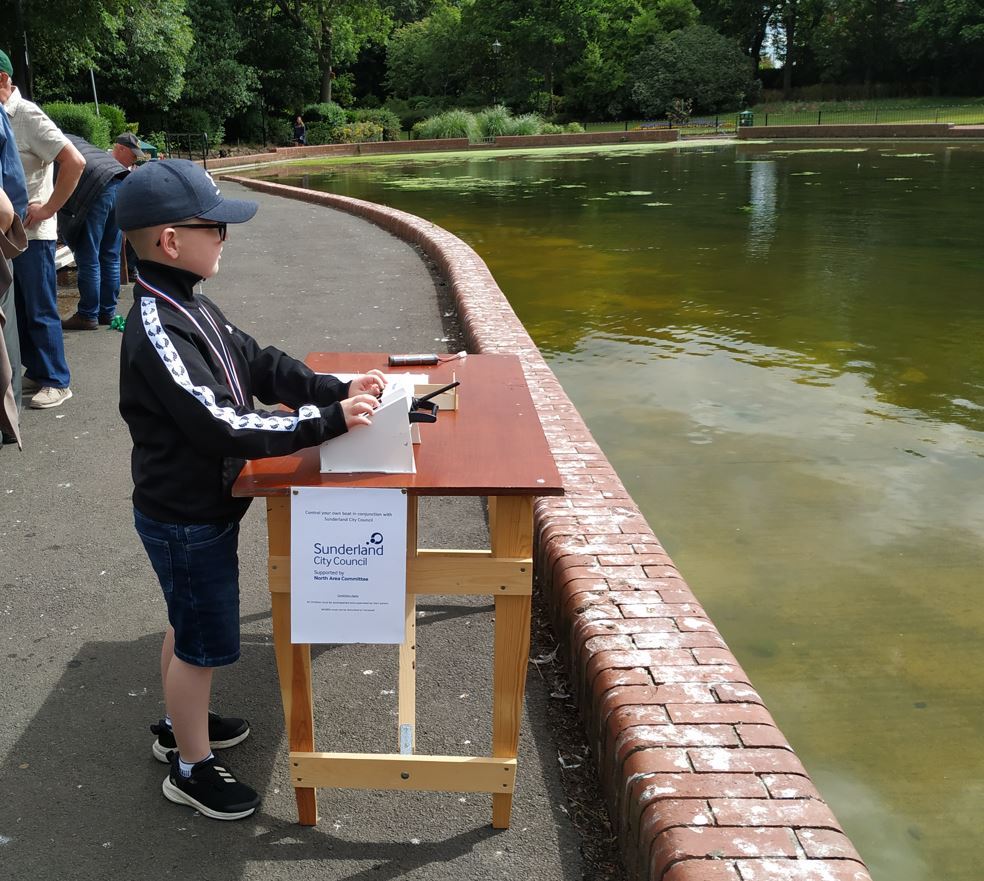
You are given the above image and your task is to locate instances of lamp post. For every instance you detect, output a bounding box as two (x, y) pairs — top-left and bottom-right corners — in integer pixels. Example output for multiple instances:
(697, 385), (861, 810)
(491, 39), (502, 106)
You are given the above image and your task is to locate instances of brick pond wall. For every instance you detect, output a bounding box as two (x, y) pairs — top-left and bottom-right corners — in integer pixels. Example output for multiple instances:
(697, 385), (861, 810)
(737, 123), (964, 139)
(203, 130), (678, 172)
(224, 174), (874, 881)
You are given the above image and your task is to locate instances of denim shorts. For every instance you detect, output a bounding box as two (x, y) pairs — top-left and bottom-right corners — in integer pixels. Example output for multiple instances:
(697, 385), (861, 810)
(133, 507), (241, 667)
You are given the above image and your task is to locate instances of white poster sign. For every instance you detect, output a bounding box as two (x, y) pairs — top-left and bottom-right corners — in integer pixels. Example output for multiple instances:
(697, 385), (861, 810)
(290, 487), (408, 644)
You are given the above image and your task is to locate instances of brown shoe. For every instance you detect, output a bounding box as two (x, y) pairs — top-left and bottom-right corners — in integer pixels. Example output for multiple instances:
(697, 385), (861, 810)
(62, 312), (98, 331)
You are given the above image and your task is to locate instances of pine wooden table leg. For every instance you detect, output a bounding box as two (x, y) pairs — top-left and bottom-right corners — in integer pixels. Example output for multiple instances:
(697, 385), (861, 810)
(490, 495), (533, 829)
(399, 494), (418, 754)
(267, 498), (318, 825)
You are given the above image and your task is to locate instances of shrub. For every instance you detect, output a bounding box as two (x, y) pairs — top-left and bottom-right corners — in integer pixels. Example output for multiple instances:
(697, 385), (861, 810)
(167, 107), (224, 151)
(143, 131), (167, 153)
(347, 108), (402, 141)
(302, 101), (347, 128)
(331, 121), (383, 143)
(507, 113), (541, 136)
(412, 109), (478, 140)
(305, 121), (337, 146)
(565, 121), (585, 133)
(540, 122), (565, 135)
(41, 102), (110, 148)
(475, 105), (512, 138)
(385, 96), (449, 132)
(632, 25), (754, 115)
(82, 103), (127, 139)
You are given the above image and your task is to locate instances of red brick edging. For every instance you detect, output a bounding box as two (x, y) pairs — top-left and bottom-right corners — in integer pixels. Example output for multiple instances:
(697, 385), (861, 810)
(738, 122), (983, 139)
(224, 175), (873, 881)
(204, 129), (679, 172)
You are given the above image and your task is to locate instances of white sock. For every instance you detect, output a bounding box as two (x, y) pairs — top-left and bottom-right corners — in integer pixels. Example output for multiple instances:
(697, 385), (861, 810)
(178, 752), (214, 778)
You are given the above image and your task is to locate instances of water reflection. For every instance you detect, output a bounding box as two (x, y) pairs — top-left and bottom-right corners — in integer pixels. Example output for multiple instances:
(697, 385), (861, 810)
(258, 143), (984, 881)
(745, 160), (777, 258)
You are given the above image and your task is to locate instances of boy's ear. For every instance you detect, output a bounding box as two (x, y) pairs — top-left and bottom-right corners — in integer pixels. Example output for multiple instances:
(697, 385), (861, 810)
(157, 226), (181, 259)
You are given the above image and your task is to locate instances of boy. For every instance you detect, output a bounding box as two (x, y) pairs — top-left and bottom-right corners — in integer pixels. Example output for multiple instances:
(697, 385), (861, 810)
(116, 160), (385, 820)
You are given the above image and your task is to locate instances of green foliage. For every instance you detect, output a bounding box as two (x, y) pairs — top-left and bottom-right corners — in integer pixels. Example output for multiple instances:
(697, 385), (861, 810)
(385, 0), (466, 99)
(102, 0), (195, 109)
(412, 109), (479, 140)
(347, 108), (402, 140)
(302, 102), (348, 128)
(82, 103), (128, 139)
(167, 107), (224, 147)
(415, 106), (570, 139)
(384, 96), (450, 131)
(474, 105), (512, 138)
(330, 73), (357, 108)
(305, 121), (337, 146)
(667, 97), (693, 125)
(632, 25), (755, 115)
(508, 113), (542, 136)
(181, 0), (259, 127)
(143, 131), (168, 152)
(41, 102), (111, 148)
(565, 121), (585, 132)
(332, 121), (384, 143)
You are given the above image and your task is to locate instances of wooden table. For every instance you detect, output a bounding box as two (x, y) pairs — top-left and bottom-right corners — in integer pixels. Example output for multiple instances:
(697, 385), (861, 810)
(233, 353), (563, 828)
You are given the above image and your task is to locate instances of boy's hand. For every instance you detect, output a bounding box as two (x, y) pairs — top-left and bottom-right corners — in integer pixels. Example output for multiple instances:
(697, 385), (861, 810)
(342, 394), (379, 429)
(348, 370), (387, 398)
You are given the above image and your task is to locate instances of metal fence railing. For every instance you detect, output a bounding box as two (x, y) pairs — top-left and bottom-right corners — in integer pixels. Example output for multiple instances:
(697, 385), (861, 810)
(582, 105), (984, 135)
(750, 105), (984, 127)
(164, 132), (210, 168)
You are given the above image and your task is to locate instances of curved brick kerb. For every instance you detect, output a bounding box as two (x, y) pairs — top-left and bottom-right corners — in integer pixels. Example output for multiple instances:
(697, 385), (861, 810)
(224, 175), (873, 881)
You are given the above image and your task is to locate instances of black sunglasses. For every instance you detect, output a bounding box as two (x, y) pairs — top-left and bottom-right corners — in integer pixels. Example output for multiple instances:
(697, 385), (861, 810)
(156, 222), (227, 246)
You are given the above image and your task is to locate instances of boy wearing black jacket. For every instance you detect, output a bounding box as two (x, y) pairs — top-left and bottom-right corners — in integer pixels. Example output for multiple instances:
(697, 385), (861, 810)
(117, 160), (384, 820)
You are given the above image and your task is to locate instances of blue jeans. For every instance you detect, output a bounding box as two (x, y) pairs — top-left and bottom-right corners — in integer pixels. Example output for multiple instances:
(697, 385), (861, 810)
(73, 179), (122, 321)
(133, 507), (242, 668)
(13, 239), (70, 388)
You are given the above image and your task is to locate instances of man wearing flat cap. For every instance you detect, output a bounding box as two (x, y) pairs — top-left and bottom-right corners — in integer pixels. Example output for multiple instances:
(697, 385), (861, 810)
(113, 132), (148, 170)
(0, 48), (86, 410)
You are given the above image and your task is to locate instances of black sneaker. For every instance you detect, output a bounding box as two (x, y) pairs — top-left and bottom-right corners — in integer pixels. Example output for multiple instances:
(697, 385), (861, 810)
(151, 712), (250, 763)
(162, 752), (260, 820)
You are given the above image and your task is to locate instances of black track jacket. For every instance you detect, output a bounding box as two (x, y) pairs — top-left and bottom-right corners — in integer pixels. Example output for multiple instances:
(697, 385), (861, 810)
(119, 261), (350, 524)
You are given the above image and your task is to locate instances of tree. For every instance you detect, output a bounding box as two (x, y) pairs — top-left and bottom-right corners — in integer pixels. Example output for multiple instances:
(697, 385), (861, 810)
(906, 0), (984, 93)
(265, 0), (393, 102)
(632, 24), (754, 115)
(695, 0), (777, 71)
(563, 0), (700, 117)
(385, 0), (467, 99)
(103, 0), (195, 108)
(182, 0), (259, 125)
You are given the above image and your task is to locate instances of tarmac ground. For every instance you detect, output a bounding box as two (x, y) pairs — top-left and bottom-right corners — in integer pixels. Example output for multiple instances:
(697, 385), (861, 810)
(0, 183), (586, 880)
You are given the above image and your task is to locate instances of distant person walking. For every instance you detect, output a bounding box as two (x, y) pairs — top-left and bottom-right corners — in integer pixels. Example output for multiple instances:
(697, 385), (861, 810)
(57, 134), (129, 331)
(292, 115), (306, 146)
(0, 49), (86, 409)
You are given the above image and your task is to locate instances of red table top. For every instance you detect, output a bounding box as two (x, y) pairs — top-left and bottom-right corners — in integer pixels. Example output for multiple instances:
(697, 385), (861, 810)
(233, 353), (564, 497)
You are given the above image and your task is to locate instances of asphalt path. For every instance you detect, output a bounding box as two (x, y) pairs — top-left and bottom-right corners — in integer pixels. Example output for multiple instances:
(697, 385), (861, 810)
(0, 182), (582, 880)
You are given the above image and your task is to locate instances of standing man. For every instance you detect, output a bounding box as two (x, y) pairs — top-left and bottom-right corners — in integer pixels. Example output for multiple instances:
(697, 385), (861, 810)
(0, 49), (85, 410)
(112, 132), (148, 170)
(58, 135), (128, 332)
(0, 62), (28, 433)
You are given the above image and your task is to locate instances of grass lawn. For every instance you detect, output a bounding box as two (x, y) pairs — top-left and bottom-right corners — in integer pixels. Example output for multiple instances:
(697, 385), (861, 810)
(578, 97), (984, 130)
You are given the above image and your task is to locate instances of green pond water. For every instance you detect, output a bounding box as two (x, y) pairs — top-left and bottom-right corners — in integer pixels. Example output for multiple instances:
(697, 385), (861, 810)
(260, 141), (984, 881)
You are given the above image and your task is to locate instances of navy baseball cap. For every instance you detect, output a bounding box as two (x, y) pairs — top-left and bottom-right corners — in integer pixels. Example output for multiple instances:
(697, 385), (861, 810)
(115, 159), (257, 231)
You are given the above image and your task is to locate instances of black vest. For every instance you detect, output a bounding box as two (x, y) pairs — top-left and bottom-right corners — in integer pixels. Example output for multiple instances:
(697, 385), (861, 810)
(57, 135), (128, 250)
